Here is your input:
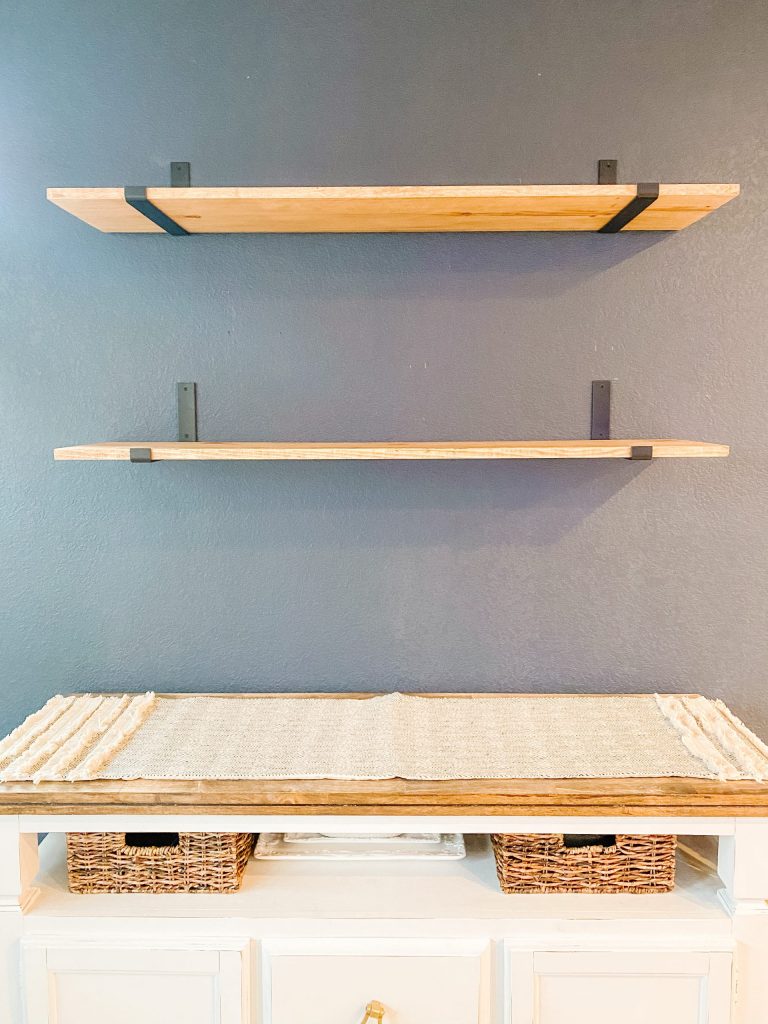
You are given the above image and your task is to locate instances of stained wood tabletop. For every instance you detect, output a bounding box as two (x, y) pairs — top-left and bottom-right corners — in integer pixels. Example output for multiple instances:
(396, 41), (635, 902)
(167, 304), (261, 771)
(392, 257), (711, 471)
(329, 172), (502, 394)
(2, 774), (768, 817)
(2, 693), (767, 816)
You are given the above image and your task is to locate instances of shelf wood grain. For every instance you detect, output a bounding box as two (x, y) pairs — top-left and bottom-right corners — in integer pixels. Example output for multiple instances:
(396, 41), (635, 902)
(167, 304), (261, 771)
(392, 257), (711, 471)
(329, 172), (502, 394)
(53, 440), (730, 461)
(3, 774), (767, 817)
(46, 183), (740, 233)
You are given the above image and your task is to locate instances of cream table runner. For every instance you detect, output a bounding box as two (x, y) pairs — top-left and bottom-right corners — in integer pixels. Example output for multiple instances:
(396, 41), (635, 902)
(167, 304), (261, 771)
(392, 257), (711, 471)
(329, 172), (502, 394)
(1, 692), (767, 784)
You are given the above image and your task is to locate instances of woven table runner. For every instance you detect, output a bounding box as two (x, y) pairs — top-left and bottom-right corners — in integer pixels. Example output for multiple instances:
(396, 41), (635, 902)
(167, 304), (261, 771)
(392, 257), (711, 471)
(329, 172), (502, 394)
(1, 692), (767, 783)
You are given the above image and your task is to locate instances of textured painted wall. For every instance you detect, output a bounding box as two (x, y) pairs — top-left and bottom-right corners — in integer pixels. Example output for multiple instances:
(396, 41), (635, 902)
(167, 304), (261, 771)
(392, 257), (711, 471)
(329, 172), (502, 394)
(2, 0), (767, 738)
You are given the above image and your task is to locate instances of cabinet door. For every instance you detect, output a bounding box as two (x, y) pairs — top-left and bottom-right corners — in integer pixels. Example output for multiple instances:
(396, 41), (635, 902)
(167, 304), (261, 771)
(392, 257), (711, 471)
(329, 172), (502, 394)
(509, 951), (731, 1024)
(261, 937), (490, 1024)
(23, 941), (249, 1024)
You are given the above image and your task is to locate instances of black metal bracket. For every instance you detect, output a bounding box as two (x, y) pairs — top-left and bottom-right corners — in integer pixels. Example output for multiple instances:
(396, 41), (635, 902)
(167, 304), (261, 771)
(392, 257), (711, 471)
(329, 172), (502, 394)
(596, 160), (659, 232)
(630, 445), (654, 460)
(170, 161), (191, 187)
(124, 187), (188, 235)
(599, 183), (659, 233)
(129, 448), (153, 463)
(177, 382), (198, 441)
(590, 380), (611, 440)
(124, 162), (191, 235)
(129, 380), (198, 463)
(597, 159), (618, 185)
(590, 379), (653, 459)
(135, 381), (656, 463)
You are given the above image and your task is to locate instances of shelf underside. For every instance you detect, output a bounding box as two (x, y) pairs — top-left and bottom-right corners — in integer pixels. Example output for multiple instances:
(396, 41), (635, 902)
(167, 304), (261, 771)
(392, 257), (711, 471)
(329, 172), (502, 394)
(46, 184), (739, 233)
(53, 440), (730, 461)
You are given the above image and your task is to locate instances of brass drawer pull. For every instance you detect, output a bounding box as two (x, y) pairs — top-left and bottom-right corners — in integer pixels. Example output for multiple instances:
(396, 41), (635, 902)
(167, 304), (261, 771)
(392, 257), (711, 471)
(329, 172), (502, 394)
(361, 1001), (385, 1023)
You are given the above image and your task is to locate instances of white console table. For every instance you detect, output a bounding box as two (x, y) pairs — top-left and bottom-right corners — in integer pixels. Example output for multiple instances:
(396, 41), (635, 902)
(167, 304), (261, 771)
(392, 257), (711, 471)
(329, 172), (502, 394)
(2, 769), (768, 1024)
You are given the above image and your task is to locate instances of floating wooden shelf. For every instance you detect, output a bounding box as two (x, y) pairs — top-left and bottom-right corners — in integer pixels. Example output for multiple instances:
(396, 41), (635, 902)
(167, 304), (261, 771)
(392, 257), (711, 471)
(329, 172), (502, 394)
(46, 183), (739, 234)
(53, 440), (730, 462)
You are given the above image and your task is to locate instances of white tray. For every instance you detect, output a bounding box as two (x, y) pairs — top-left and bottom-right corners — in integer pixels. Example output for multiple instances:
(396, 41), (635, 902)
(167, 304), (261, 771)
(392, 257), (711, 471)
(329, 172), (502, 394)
(254, 832), (466, 860)
(283, 832), (441, 844)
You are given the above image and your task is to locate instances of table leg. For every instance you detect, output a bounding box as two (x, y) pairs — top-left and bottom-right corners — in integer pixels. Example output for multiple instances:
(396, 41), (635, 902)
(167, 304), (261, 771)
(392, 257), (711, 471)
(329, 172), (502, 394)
(0, 819), (38, 1024)
(718, 821), (768, 1024)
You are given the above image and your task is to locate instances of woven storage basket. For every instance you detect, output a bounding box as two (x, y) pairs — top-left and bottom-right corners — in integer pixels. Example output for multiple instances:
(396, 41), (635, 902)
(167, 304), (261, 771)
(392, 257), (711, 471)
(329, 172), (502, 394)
(66, 832), (254, 894)
(491, 833), (676, 894)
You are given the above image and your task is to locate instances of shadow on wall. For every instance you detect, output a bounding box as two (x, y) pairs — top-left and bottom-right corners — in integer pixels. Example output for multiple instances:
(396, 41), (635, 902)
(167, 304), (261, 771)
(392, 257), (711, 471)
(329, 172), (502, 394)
(42, 217), (669, 308)
(237, 230), (669, 302)
(52, 457), (652, 550)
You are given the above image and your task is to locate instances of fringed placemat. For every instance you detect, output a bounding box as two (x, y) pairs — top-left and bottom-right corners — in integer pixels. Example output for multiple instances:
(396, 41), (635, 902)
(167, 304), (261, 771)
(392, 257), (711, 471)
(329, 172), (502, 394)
(0, 693), (154, 783)
(1, 692), (767, 784)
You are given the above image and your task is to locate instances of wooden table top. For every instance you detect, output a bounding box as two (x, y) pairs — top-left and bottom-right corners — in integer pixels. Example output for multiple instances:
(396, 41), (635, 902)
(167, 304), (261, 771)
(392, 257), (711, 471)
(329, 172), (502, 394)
(2, 693), (767, 817)
(2, 774), (768, 817)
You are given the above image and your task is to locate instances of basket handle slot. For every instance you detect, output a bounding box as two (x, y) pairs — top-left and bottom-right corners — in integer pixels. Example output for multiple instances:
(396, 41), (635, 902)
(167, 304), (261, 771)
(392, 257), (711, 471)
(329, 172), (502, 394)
(124, 832), (181, 848)
(563, 834), (617, 849)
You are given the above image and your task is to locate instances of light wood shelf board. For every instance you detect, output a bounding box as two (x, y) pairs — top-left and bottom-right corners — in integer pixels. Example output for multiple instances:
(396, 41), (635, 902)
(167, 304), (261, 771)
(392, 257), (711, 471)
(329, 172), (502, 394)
(46, 183), (740, 233)
(53, 439), (730, 461)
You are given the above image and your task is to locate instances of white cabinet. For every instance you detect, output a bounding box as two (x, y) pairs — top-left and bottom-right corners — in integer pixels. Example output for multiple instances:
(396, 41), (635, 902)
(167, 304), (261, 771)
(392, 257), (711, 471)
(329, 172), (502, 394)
(22, 941), (249, 1024)
(508, 950), (732, 1024)
(261, 938), (490, 1024)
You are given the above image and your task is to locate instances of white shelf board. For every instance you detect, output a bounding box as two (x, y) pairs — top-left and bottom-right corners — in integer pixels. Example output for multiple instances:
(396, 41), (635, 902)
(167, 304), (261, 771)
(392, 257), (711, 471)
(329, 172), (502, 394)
(29, 834), (729, 932)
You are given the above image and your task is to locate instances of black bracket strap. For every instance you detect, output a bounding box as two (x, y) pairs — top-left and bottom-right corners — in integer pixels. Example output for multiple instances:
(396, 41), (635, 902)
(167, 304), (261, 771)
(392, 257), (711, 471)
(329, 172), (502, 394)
(597, 159), (618, 185)
(590, 380), (611, 440)
(170, 161), (191, 187)
(590, 379), (653, 459)
(125, 163), (190, 234)
(177, 382), (198, 441)
(129, 380), (198, 463)
(124, 186), (189, 235)
(630, 445), (654, 460)
(129, 448), (153, 463)
(598, 183), (659, 233)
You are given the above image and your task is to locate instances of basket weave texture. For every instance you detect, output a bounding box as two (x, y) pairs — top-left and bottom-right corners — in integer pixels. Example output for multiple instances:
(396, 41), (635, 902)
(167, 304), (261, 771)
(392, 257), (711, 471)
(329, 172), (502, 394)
(491, 833), (676, 894)
(66, 832), (254, 894)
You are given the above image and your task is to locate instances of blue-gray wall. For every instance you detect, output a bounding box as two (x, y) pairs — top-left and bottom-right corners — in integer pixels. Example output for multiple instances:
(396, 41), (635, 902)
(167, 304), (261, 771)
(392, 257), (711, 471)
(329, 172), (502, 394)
(2, 0), (767, 737)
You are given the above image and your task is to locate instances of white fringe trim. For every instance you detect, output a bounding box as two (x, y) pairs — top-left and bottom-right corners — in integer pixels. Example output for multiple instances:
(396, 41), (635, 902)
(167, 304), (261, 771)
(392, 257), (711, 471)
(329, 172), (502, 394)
(713, 699), (768, 758)
(686, 697), (768, 782)
(0, 695), (75, 770)
(3, 691), (765, 784)
(654, 694), (741, 781)
(1, 697), (104, 781)
(66, 692), (155, 781)
(31, 695), (132, 783)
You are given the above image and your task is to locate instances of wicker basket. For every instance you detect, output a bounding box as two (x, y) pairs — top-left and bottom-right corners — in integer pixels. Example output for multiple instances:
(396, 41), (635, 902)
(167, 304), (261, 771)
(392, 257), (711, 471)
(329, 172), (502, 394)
(491, 833), (676, 894)
(66, 831), (254, 894)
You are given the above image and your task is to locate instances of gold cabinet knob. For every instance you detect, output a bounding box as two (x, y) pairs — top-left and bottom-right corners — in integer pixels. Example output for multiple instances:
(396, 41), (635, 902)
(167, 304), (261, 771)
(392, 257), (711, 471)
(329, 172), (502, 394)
(361, 1001), (385, 1023)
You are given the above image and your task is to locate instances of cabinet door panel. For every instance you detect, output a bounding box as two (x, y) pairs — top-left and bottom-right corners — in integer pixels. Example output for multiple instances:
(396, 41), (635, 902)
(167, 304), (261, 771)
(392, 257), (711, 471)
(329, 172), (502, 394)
(263, 938), (490, 1024)
(23, 942), (247, 1024)
(53, 970), (217, 1024)
(510, 950), (731, 1024)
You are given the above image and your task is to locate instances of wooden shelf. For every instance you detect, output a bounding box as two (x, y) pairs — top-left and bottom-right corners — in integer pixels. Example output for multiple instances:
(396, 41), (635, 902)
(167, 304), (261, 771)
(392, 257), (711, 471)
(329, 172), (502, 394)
(46, 183), (739, 234)
(53, 440), (730, 461)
